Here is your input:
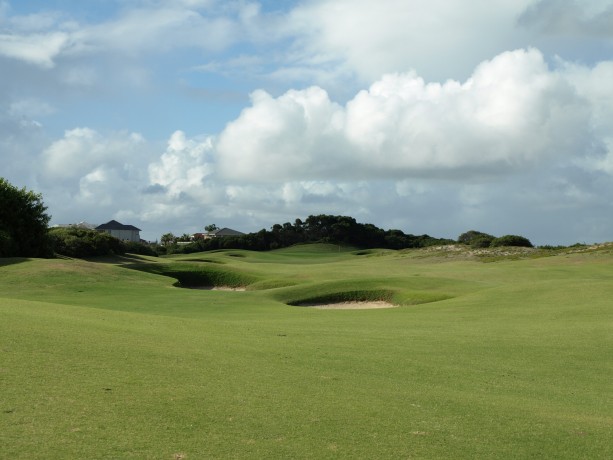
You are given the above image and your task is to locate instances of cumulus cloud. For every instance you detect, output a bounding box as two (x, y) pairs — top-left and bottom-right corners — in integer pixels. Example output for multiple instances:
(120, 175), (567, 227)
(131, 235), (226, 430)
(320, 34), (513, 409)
(286, 0), (533, 82)
(41, 128), (146, 181)
(147, 130), (216, 202)
(217, 86), (350, 181)
(217, 48), (600, 182)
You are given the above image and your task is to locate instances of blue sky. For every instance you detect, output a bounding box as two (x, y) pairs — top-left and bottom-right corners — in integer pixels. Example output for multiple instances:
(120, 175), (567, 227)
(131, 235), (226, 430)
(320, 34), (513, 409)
(1, 0), (613, 244)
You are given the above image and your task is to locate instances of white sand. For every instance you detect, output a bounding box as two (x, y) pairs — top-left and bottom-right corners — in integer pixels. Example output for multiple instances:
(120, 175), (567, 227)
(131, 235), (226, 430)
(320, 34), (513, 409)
(304, 301), (398, 310)
(187, 286), (246, 291)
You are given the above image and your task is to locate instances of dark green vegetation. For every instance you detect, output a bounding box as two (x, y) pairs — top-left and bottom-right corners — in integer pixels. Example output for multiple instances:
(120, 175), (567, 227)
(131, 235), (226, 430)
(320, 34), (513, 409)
(458, 230), (533, 249)
(0, 177), (51, 257)
(162, 215), (454, 255)
(1, 243), (612, 459)
(49, 226), (157, 258)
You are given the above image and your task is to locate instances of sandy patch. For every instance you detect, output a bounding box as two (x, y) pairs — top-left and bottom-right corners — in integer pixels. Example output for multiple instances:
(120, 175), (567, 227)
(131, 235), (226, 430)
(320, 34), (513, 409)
(187, 286), (246, 291)
(303, 301), (398, 310)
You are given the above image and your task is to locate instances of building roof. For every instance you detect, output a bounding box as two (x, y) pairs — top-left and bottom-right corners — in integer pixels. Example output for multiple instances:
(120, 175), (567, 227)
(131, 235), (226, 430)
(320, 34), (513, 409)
(96, 220), (141, 231)
(211, 227), (244, 237)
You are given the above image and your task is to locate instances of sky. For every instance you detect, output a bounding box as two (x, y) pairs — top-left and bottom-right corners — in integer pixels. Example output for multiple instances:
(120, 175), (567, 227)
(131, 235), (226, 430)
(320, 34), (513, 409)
(1, 0), (613, 245)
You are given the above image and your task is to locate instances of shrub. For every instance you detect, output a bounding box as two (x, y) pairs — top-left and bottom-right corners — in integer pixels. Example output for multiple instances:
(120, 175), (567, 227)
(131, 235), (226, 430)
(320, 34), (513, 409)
(124, 241), (158, 257)
(458, 230), (495, 246)
(490, 235), (533, 248)
(49, 227), (127, 258)
(471, 235), (494, 248)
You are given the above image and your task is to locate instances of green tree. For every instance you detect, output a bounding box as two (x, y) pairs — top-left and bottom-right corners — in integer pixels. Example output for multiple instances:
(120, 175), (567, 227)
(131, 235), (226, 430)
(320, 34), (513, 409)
(205, 224), (218, 232)
(0, 178), (51, 257)
(458, 230), (495, 247)
(178, 233), (192, 242)
(490, 235), (533, 248)
(160, 232), (177, 246)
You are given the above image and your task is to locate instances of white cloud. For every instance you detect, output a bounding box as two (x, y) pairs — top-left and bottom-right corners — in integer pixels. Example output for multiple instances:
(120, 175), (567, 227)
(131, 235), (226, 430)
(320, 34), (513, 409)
(77, 167), (114, 206)
(287, 0), (533, 82)
(80, 7), (237, 55)
(0, 31), (70, 68)
(7, 112), (610, 244)
(217, 48), (600, 182)
(217, 86), (349, 181)
(147, 130), (215, 200)
(0, 1), (260, 70)
(41, 128), (146, 181)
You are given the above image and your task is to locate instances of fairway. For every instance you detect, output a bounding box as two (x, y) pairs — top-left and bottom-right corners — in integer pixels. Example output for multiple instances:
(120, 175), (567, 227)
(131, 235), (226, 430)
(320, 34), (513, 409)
(1, 244), (612, 459)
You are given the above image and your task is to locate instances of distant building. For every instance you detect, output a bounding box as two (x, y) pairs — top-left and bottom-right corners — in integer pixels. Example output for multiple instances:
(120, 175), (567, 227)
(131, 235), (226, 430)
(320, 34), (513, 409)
(205, 227), (245, 239)
(96, 220), (141, 242)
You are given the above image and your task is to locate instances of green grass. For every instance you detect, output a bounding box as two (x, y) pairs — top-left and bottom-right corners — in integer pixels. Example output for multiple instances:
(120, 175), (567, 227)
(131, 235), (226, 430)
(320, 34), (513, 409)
(1, 245), (612, 459)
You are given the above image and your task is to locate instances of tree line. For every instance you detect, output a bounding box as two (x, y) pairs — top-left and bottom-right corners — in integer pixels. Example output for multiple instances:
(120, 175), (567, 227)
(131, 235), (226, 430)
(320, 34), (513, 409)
(160, 215), (455, 255)
(1, 177), (535, 259)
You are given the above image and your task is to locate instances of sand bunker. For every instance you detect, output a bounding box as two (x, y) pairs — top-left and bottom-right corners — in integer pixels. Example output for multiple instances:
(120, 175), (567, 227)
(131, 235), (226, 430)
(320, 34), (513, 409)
(186, 286), (246, 291)
(302, 301), (398, 310)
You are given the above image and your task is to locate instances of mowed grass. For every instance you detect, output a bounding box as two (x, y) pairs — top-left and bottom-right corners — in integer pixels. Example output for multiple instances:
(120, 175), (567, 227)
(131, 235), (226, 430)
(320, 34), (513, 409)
(1, 245), (612, 459)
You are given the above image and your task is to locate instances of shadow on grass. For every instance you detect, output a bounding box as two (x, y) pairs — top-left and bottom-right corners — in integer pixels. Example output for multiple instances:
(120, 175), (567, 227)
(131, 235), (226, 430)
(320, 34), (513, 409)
(0, 257), (30, 267)
(122, 261), (259, 289)
(286, 289), (396, 306)
(81, 254), (157, 265)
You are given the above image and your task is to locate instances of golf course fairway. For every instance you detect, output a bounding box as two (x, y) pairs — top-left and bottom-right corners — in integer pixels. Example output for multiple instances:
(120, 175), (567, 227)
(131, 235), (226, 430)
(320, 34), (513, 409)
(1, 244), (611, 459)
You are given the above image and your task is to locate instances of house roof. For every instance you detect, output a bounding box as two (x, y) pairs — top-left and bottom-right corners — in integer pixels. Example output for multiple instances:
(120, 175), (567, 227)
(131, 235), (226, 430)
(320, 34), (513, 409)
(211, 227), (244, 237)
(96, 220), (141, 231)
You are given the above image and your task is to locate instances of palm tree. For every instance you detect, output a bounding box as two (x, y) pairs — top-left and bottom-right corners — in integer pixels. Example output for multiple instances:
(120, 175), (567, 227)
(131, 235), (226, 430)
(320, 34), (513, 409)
(160, 232), (176, 246)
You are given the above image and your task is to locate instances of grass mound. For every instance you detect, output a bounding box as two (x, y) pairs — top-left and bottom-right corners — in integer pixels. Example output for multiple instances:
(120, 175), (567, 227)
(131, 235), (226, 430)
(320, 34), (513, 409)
(127, 262), (258, 288)
(275, 278), (452, 307)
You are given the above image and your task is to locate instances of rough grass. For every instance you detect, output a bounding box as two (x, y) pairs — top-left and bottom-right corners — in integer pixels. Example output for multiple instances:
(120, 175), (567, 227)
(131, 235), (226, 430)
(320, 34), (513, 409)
(1, 244), (612, 459)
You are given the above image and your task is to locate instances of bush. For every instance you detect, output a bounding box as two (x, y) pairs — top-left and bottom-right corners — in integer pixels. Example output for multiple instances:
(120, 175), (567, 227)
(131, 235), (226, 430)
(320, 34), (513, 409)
(458, 230), (495, 246)
(490, 235), (533, 248)
(124, 241), (158, 257)
(470, 235), (494, 248)
(49, 227), (127, 258)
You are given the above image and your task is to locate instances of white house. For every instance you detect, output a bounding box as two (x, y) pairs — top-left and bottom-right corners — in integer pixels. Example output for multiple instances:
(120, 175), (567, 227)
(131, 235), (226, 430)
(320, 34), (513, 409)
(96, 220), (141, 242)
(205, 227), (244, 239)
